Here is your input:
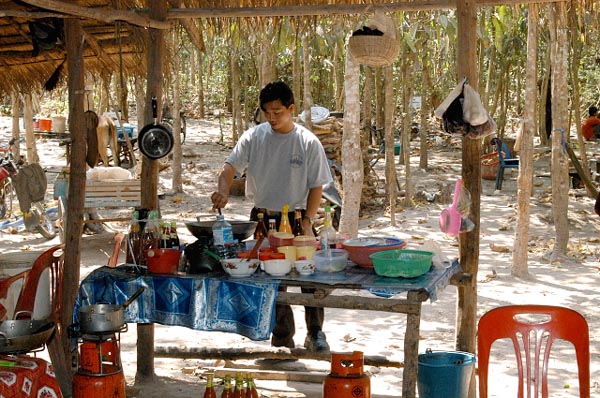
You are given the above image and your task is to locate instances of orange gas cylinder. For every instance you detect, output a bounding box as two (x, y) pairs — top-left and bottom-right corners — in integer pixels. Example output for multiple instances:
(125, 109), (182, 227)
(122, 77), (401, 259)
(79, 340), (119, 373)
(73, 366), (126, 398)
(323, 351), (370, 398)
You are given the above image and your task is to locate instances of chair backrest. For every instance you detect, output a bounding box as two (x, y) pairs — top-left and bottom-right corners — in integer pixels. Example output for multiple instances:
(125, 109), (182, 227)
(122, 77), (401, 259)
(0, 270), (29, 320)
(14, 245), (65, 321)
(478, 305), (590, 398)
(491, 137), (512, 164)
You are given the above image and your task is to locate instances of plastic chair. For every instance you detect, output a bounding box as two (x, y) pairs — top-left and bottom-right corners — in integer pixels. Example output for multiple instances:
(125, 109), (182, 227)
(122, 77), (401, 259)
(0, 270), (29, 320)
(478, 305), (590, 398)
(107, 232), (125, 267)
(14, 245), (65, 322)
(491, 137), (519, 190)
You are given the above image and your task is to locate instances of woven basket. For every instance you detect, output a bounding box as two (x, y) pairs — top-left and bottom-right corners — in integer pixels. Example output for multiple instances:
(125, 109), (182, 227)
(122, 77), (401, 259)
(349, 35), (400, 67)
(481, 152), (499, 180)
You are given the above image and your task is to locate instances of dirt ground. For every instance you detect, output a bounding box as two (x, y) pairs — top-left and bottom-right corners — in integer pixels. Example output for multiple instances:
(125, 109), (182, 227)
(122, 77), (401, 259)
(0, 115), (598, 398)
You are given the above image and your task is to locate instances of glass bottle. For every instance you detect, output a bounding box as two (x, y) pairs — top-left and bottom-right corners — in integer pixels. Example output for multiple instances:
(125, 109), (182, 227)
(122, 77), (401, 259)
(170, 221), (180, 249)
(267, 219), (277, 236)
(203, 373), (217, 398)
(278, 204), (292, 233)
(141, 210), (160, 265)
(254, 213), (268, 240)
(221, 375), (233, 398)
(212, 214), (235, 258)
(126, 210), (141, 264)
(292, 206), (304, 236)
(233, 372), (245, 398)
(319, 205), (337, 250)
(245, 374), (259, 398)
(160, 221), (171, 249)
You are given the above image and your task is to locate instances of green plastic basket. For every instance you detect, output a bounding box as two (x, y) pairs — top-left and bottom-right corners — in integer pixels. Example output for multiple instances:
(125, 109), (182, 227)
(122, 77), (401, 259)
(369, 249), (434, 278)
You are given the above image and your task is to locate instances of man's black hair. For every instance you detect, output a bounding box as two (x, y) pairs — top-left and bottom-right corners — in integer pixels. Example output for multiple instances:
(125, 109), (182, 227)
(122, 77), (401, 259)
(589, 106), (598, 116)
(259, 81), (294, 111)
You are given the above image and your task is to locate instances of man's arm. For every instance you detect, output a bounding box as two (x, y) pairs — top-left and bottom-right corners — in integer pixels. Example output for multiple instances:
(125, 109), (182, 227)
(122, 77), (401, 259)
(302, 185), (323, 237)
(211, 162), (237, 210)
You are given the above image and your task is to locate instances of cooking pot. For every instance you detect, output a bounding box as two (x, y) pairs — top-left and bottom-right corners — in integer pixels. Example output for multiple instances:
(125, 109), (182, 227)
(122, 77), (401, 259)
(0, 319), (55, 354)
(78, 287), (144, 334)
(137, 97), (173, 160)
(185, 220), (257, 242)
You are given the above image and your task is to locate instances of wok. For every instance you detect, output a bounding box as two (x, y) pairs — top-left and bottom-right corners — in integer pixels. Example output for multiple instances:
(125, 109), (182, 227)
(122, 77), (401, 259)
(0, 319), (55, 354)
(185, 220), (257, 242)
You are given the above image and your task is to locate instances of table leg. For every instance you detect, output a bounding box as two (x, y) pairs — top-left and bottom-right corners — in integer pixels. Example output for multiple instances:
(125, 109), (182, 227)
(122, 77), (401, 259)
(402, 291), (422, 398)
(136, 323), (156, 382)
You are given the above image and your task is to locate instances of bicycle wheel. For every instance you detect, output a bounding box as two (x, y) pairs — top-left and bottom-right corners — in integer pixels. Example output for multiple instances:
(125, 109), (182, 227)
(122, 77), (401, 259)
(31, 202), (56, 240)
(0, 180), (13, 219)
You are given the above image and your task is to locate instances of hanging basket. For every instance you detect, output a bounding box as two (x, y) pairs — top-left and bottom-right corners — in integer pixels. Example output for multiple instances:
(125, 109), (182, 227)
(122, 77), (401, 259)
(481, 152), (499, 180)
(349, 35), (400, 67)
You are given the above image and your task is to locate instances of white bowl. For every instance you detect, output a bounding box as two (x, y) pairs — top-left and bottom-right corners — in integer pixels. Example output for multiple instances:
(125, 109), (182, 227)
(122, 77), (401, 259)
(221, 258), (260, 278)
(294, 260), (315, 275)
(262, 259), (292, 276)
(314, 249), (348, 273)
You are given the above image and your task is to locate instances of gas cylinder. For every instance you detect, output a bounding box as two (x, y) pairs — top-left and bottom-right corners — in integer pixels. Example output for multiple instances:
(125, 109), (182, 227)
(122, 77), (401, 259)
(72, 367), (126, 398)
(323, 351), (370, 398)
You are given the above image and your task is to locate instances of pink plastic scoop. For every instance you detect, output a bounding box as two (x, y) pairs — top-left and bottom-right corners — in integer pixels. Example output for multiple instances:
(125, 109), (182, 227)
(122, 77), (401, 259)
(439, 178), (463, 237)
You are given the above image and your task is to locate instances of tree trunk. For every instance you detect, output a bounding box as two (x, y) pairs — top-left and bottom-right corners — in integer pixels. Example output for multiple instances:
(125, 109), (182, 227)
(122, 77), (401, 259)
(384, 66), (396, 226)
(137, 0), (166, 383)
(292, 32), (301, 117)
(512, 4), (538, 277)
(363, 67), (373, 132)
(231, 48), (242, 142)
(549, 2), (570, 262)
(12, 92), (22, 161)
(455, 2), (479, 398)
(339, 51), (362, 237)
(401, 50), (414, 205)
(302, 34), (312, 132)
(419, 59), (431, 170)
(198, 50), (205, 118)
(22, 94), (38, 164)
(538, 60), (551, 146)
(171, 29), (183, 194)
(333, 42), (344, 112)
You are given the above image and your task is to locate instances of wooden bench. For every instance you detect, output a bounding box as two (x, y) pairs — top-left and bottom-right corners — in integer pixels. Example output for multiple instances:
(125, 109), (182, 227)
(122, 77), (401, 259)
(83, 179), (141, 223)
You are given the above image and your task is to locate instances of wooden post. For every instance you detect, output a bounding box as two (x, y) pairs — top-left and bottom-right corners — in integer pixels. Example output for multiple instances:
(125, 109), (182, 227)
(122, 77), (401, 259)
(53, 18), (86, 397)
(456, 1), (479, 397)
(136, 0), (166, 383)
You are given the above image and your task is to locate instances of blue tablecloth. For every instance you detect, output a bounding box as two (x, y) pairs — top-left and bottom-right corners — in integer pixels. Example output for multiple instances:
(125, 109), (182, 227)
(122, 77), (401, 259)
(75, 260), (460, 341)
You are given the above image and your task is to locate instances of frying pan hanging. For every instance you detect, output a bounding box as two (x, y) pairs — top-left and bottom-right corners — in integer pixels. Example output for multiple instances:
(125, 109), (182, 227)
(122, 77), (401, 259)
(138, 97), (173, 160)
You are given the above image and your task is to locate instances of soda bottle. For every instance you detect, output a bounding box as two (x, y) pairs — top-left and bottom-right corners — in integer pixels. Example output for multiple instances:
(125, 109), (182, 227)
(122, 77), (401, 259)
(203, 373), (217, 398)
(212, 214), (235, 258)
(126, 210), (141, 264)
(319, 205), (337, 251)
(253, 212), (268, 240)
(221, 375), (233, 398)
(278, 204), (292, 233)
(292, 206), (304, 236)
(267, 219), (277, 236)
(170, 221), (180, 249)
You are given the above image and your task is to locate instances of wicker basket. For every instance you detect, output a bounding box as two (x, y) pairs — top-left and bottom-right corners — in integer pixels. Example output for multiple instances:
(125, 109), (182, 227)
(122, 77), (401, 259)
(481, 152), (499, 180)
(349, 35), (400, 67)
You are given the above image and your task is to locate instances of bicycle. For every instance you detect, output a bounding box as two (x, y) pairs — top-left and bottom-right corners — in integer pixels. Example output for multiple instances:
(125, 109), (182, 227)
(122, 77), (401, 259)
(0, 137), (56, 239)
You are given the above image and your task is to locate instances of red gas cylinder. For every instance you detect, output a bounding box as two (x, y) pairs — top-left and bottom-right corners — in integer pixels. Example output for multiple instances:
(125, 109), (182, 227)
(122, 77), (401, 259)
(72, 366), (126, 398)
(323, 351), (370, 398)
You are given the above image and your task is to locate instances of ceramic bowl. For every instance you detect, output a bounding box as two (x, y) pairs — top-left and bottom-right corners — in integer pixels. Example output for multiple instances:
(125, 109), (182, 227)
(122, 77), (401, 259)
(262, 259), (292, 276)
(294, 260), (316, 275)
(313, 249), (348, 273)
(221, 258), (260, 278)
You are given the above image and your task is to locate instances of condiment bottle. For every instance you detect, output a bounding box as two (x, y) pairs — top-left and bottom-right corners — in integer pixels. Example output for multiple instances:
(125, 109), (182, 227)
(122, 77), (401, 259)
(254, 212), (268, 239)
(278, 204), (292, 233)
(221, 375), (233, 398)
(233, 372), (245, 398)
(126, 210), (141, 264)
(141, 210), (161, 264)
(170, 221), (180, 249)
(292, 206), (304, 236)
(267, 219), (277, 236)
(203, 373), (217, 398)
(245, 374), (259, 398)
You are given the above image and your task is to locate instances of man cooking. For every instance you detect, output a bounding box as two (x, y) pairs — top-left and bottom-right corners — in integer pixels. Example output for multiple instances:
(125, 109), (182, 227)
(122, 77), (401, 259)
(210, 81), (333, 353)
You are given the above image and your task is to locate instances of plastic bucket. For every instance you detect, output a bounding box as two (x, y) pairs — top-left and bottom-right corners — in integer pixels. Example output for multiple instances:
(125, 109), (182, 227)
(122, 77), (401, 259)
(38, 118), (52, 132)
(51, 116), (67, 133)
(417, 350), (475, 398)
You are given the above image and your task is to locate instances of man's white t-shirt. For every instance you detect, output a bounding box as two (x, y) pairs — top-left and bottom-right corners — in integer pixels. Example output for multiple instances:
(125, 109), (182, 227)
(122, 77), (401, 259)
(226, 122), (332, 211)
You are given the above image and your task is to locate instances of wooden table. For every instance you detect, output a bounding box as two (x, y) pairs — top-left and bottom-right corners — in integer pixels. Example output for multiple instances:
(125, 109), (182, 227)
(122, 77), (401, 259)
(76, 261), (463, 398)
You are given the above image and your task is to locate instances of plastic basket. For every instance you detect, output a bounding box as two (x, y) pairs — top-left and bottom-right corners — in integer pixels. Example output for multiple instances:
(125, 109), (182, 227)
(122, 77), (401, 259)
(481, 152), (499, 180)
(369, 249), (433, 278)
(348, 35), (400, 67)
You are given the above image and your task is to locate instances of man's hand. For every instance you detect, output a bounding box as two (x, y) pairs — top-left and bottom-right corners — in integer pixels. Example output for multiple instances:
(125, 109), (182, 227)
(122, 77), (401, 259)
(211, 191), (229, 211)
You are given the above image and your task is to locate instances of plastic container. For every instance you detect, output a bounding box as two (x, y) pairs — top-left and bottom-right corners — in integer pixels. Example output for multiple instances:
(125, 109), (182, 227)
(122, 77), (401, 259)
(314, 249), (348, 273)
(38, 118), (52, 132)
(146, 249), (181, 275)
(369, 249), (433, 278)
(51, 116), (66, 133)
(417, 350), (475, 398)
(342, 237), (406, 268)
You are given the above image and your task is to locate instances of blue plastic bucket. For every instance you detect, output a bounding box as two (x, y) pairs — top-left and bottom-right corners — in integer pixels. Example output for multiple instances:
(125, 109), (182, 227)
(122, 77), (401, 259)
(417, 350), (475, 398)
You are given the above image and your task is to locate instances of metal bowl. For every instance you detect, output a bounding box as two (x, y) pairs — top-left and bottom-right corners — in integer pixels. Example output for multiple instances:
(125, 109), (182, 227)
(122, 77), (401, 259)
(185, 220), (257, 242)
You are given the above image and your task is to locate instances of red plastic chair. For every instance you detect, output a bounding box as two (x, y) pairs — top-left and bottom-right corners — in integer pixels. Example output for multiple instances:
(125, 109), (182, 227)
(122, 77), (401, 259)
(0, 270), (29, 320)
(478, 305), (590, 398)
(14, 245), (65, 322)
